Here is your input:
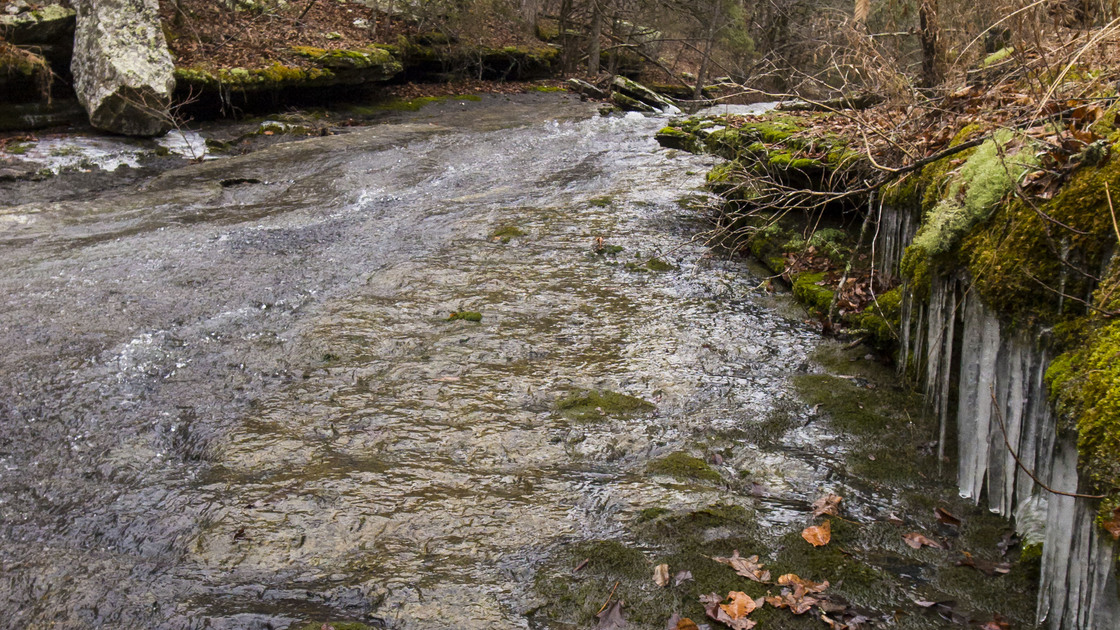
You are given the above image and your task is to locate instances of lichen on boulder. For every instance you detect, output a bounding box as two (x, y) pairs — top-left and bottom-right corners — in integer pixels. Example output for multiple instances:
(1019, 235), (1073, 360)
(71, 0), (175, 136)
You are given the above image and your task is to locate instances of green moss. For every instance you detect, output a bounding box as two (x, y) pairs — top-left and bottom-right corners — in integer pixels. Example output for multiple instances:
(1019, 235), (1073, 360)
(899, 243), (931, 297)
(705, 160), (748, 198)
(852, 287), (903, 348)
(448, 311), (482, 322)
(655, 126), (700, 152)
(4, 142), (30, 155)
(768, 151), (824, 171)
(791, 272), (834, 315)
(1047, 318), (1120, 505)
(529, 85), (567, 93)
(912, 130), (1039, 260)
(952, 123), (985, 146)
(588, 195), (613, 207)
(174, 63), (334, 90)
(626, 257), (677, 272)
(981, 46), (1015, 68)
(647, 452), (721, 482)
(595, 244), (625, 256)
(556, 390), (655, 421)
(0, 41), (50, 83)
(490, 226), (526, 243)
(532, 539), (657, 626)
(635, 507), (672, 522)
(879, 174), (919, 207)
(963, 152), (1120, 322)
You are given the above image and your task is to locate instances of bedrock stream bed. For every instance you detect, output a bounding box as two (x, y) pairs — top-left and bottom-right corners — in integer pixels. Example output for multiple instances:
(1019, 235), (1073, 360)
(0, 95), (1038, 629)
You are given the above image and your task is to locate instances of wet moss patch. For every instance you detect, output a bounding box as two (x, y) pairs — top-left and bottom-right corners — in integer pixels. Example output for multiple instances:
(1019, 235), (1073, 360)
(791, 272), (834, 316)
(556, 390), (655, 422)
(647, 452), (721, 483)
(490, 226), (526, 243)
(625, 257), (677, 272)
(447, 311), (482, 322)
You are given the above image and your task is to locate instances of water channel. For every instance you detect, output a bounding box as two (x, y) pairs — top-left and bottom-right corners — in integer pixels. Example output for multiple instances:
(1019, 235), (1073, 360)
(0, 94), (1039, 629)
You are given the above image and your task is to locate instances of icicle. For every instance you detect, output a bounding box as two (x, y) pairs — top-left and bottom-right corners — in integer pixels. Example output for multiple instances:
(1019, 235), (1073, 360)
(936, 279), (956, 469)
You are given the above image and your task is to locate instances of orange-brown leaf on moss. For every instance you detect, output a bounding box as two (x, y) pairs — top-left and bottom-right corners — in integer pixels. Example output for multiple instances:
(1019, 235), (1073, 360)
(710, 550), (771, 582)
(667, 614), (694, 627)
(654, 563), (670, 587)
(720, 591), (758, 619)
(811, 493), (842, 517)
(802, 520), (832, 546)
(701, 592), (759, 630)
(777, 573), (829, 595)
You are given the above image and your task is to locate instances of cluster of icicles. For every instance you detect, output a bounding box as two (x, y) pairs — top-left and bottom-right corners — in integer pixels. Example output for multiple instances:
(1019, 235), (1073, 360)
(872, 204), (1118, 630)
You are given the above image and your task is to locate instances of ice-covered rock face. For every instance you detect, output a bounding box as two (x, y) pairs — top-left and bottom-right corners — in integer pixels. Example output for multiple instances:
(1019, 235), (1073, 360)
(881, 201), (1120, 630)
(71, 0), (175, 136)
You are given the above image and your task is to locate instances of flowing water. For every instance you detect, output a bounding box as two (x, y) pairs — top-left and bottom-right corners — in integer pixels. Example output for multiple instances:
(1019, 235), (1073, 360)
(0, 95), (1038, 629)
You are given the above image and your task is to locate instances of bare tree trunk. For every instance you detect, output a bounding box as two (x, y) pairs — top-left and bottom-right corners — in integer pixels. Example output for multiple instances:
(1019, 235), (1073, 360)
(607, 16), (619, 75)
(520, 0), (541, 33)
(919, 0), (942, 88)
(694, 0), (721, 100)
(559, 0), (574, 73)
(588, 0), (602, 75)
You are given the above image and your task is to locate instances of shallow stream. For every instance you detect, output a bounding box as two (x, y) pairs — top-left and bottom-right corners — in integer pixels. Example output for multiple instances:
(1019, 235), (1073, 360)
(0, 94), (1038, 629)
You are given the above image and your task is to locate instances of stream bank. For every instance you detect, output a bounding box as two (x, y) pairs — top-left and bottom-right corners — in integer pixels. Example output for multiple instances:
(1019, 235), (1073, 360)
(661, 99), (1120, 628)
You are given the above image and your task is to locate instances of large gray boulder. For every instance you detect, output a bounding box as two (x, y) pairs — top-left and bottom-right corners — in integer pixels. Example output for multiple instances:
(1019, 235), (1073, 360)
(71, 0), (175, 136)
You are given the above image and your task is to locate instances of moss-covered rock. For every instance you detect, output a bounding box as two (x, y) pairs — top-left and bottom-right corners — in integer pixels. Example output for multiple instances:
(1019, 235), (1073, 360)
(1047, 315), (1120, 506)
(647, 452), (721, 482)
(791, 272), (834, 315)
(556, 390), (655, 422)
(291, 45), (402, 75)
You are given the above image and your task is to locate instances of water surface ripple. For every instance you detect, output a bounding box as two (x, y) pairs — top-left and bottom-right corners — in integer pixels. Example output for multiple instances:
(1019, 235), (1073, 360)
(0, 97), (818, 629)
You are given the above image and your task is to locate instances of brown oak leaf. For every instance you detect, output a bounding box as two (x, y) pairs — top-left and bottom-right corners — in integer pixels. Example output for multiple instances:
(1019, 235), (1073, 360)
(802, 520), (832, 547)
(811, 494), (843, 517)
(710, 550), (771, 582)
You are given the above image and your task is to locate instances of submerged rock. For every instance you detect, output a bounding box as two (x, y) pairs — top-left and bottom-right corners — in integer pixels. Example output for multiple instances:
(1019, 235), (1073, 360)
(71, 0), (175, 136)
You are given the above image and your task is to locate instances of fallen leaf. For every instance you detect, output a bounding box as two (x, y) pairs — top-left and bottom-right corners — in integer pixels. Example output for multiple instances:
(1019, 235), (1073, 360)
(727, 591), (761, 618)
(654, 563), (670, 587)
(778, 573), (830, 595)
(1102, 507), (1120, 539)
(702, 592), (759, 630)
(802, 520), (832, 547)
(957, 551), (1012, 576)
(597, 600), (627, 629)
(673, 570), (693, 586)
(666, 615), (699, 630)
(887, 512), (904, 525)
(710, 550), (771, 582)
(812, 494), (843, 517)
(903, 532), (941, 549)
(934, 507), (961, 526)
(979, 614), (1012, 630)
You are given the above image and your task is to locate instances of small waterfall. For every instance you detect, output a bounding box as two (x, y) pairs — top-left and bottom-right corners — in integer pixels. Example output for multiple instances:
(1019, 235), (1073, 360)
(875, 206), (1119, 630)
